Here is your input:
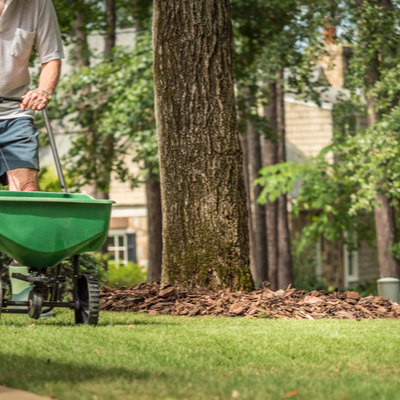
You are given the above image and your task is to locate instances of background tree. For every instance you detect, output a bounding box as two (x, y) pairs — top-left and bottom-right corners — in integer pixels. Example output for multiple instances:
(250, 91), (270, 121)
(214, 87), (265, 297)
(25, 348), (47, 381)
(153, 0), (254, 291)
(257, 0), (400, 283)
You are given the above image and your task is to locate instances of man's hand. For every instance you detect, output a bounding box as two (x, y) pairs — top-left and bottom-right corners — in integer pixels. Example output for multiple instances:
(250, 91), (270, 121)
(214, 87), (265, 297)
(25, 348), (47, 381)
(18, 59), (61, 112)
(19, 90), (49, 112)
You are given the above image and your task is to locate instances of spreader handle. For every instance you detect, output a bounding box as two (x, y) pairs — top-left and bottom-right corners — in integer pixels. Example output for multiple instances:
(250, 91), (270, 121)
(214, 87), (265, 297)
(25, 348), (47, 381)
(42, 108), (68, 193)
(0, 96), (23, 103)
(0, 96), (68, 193)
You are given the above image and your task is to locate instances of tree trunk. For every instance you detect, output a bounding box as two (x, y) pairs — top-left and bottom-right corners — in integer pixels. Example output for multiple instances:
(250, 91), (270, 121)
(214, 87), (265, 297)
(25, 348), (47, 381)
(153, 0), (254, 291)
(240, 133), (256, 278)
(98, 0), (117, 259)
(374, 193), (399, 277)
(73, 2), (98, 198)
(366, 99), (399, 278)
(360, 0), (399, 278)
(263, 82), (278, 290)
(276, 70), (293, 288)
(247, 120), (268, 286)
(105, 0), (116, 58)
(98, 0), (117, 200)
(146, 170), (163, 283)
(72, 1), (90, 68)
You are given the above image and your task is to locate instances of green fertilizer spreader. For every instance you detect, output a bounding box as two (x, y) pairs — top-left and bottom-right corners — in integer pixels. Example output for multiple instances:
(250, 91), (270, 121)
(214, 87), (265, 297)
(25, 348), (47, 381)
(0, 96), (114, 324)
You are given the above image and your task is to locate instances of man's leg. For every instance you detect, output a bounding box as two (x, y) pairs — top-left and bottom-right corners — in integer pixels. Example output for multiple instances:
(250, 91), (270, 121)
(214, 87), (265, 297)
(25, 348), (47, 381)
(7, 168), (38, 191)
(8, 168), (38, 305)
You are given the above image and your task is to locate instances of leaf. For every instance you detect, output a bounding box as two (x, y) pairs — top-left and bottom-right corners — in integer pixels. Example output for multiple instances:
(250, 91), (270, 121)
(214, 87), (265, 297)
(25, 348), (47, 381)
(28, 323), (35, 328)
(283, 389), (300, 398)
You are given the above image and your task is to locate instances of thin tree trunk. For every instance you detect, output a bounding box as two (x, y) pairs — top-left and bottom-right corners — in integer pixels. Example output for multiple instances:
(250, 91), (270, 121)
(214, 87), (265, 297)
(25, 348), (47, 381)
(98, 0), (117, 259)
(366, 99), (399, 278)
(374, 194), (399, 277)
(240, 133), (256, 278)
(263, 83), (278, 289)
(105, 0), (116, 58)
(98, 0), (117, 200)
(72, 1), (90, 68)
(247, 120), (268, 286)
(153, 0), (254, 291)
(359, 0), (399, 278)
(276, 70), (293, 288)
(146, 170), (163, 283)
(73, 2), (98, 198)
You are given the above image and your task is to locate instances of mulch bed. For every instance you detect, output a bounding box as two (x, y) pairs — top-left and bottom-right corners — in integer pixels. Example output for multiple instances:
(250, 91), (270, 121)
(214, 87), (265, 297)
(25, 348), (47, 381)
(100, 283), (400, 320)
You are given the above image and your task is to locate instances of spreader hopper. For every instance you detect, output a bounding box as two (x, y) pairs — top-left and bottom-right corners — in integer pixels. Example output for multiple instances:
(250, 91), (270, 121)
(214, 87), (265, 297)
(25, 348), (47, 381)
(0, 191), (113, 268)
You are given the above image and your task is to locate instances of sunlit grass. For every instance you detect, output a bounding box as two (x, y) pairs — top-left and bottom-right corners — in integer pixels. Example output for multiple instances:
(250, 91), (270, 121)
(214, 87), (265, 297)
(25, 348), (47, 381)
(0, 310), (399, 400)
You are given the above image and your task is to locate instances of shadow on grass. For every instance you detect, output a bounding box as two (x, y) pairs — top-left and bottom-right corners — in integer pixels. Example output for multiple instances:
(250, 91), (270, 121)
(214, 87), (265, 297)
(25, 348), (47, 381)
(0, 352), (155, 388)
(0, 314), (180, 327)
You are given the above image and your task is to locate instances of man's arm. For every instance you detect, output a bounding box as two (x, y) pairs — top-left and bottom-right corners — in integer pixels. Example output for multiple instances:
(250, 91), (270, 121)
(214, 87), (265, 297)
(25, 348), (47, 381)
(19, 59), (62, 112)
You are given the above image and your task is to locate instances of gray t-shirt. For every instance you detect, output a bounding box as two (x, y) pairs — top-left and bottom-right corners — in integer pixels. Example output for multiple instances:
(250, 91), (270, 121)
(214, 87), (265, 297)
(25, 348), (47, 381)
(0, 0), (64, 120)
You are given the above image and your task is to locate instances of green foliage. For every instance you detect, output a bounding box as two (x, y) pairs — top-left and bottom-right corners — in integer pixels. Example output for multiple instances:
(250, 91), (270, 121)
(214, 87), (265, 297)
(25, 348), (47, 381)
(52, 0), (103, 46)
(256, 1), (400, 270)
(105, 261), (147, 288)
(256, 143), (375, 255)
(233, 0), (330, 134)
(48, 253), (108, 299)
(37, 167), (74, 192)
(291, 236), (329, 292)
(57, 31), (156, 192)
(0, 252), (106, 299)
(348, 280), (378, 297)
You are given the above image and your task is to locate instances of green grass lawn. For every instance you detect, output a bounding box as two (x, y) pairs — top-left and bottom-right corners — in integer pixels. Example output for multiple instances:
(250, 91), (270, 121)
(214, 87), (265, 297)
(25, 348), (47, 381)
(0, 311), (400, 400)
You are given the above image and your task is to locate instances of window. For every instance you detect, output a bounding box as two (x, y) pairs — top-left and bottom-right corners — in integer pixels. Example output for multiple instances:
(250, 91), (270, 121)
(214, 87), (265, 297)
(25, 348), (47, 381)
(344, 244), (359, 288)
(108, 233), (128, 265)
(107, 231), (137, 265)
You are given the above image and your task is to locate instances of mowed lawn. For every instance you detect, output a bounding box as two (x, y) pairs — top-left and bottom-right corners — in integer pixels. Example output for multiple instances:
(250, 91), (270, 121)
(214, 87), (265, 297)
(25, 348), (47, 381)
(0, 311), (400, 400)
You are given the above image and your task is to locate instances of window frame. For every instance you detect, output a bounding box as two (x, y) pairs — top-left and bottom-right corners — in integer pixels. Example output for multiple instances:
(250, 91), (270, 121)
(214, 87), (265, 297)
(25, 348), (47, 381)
(343, 243), (359, 288)
(107, 229), (128, 266)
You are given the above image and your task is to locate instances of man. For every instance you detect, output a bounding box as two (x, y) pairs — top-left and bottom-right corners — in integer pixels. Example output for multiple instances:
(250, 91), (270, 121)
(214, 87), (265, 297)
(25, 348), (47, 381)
(0, 0), (64, 303)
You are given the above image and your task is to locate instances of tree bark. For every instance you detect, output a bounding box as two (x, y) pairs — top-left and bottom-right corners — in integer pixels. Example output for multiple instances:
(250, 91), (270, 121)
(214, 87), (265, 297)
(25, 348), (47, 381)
(360, 0), (399, 278)
(263, 82), (278, 290)
(276, 70), (293, 289)
(146, 170), (163, 283)
(374, 193), (399, 277)
(366, 100), (399, 278)
(247, 119), (268, 286)
(97, 0), (117, 200)
(240, 133), (256, 278)
(153, 0), (254, 291)
(73, 2), (98, 199)
(105, 0), (116, 58)
(72, 1), (90, 68)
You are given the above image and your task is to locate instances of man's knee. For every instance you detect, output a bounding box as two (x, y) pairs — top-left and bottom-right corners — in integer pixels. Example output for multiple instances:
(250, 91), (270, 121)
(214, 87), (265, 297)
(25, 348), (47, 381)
(20, 180), (38, 191)
(7, 168), (38, 192)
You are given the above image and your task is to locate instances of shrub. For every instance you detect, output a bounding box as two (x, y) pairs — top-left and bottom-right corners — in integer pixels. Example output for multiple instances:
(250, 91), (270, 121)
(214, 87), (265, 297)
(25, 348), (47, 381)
(0, 252), (107, 300)
(105, 261), (147, 288)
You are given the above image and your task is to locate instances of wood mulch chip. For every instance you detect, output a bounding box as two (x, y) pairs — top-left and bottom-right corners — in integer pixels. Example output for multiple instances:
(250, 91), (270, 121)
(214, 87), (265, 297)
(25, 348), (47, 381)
(99, 283), (400, 319)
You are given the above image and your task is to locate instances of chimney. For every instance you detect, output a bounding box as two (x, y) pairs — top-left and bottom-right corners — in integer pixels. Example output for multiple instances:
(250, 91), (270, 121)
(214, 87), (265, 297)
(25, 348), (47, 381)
(323, 19), (337, 44)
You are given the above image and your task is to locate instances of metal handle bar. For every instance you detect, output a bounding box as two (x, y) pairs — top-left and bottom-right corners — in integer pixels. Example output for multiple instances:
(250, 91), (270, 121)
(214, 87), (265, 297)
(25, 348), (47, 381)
(0, 96), (23, 103)
(0, 96), (68, 193)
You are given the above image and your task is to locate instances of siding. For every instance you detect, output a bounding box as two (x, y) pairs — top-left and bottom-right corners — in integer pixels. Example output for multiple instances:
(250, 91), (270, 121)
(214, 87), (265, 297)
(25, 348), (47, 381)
(358, 242), (380, 284)
(285, 102), (333, 160)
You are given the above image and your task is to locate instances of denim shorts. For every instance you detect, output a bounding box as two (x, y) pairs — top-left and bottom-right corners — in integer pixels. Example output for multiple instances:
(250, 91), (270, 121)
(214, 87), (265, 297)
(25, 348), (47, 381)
(0, 118), (39, 186)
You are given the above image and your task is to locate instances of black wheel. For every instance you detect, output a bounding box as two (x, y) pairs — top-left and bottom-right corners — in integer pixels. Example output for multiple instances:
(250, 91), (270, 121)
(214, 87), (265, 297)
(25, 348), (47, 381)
(28, 289), (43, 319)
(75, 275), (99, 325)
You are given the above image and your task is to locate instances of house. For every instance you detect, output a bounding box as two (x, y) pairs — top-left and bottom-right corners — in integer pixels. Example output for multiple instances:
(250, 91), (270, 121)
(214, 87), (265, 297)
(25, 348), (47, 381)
(282, 44), (379, 289)
(39, 32), (379, 288)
